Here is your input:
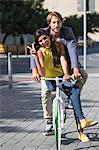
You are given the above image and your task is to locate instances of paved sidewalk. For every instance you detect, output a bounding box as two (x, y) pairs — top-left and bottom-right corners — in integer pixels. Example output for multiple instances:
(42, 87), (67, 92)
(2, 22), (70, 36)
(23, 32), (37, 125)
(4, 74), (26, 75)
(0, 74), (99, 150)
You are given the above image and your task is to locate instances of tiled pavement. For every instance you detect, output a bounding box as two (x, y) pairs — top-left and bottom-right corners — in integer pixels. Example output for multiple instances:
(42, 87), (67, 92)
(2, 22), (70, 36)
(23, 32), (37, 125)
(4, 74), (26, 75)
(0, 74), (99, 150)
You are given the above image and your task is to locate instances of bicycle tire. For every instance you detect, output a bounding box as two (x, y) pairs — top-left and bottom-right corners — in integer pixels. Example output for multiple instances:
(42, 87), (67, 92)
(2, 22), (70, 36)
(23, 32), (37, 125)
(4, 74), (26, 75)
(53, 98), (61, 150)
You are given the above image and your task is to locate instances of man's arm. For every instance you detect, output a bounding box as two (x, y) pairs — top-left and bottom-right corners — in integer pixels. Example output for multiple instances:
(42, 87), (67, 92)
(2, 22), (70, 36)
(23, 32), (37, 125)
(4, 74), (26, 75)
(63, 27), (81, 79)
(60, 27), (79, 68)
(66, 27), (79, 69)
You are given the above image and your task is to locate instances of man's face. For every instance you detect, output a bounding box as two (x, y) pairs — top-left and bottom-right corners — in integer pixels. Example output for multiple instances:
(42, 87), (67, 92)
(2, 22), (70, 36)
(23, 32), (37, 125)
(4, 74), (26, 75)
(49, 16), (62, 34)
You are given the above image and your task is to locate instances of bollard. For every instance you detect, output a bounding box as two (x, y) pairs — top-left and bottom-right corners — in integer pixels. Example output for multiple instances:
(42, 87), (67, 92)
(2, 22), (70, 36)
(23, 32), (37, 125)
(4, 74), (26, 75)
(8, 52), (12, 88)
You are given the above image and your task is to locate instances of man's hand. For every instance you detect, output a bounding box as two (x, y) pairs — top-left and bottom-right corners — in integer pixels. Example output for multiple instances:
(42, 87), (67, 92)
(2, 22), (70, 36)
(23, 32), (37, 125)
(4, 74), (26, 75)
(73, 67), (81, 80)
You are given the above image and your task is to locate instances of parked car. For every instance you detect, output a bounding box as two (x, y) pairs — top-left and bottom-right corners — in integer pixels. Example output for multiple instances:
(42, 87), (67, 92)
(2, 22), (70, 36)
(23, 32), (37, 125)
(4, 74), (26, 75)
(77, 36), (96, 47)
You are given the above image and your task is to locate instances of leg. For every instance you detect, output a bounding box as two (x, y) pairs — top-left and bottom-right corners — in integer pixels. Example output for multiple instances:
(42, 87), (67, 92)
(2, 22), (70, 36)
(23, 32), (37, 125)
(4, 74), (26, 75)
(70, 87), (85, 120)
(41, 79), (52, 122)
(67, 68), (88, 108)
(41, 79), (54, 135)
(70, 86), (97, 141)
(70, 87), (89, 142)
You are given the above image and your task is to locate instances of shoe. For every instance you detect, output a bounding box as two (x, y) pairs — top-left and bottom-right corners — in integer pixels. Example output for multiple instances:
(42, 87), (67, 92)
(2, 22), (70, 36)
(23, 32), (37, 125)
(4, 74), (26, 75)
(67, 104), (73, 109)
(78, 119), (98, 129)
(78, 133), (89, 142)
(43, 124), (54, 136)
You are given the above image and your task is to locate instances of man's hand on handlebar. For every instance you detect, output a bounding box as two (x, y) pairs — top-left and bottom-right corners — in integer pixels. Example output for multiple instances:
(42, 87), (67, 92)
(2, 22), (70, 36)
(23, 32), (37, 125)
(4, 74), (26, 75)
(73, 67), (81, 80)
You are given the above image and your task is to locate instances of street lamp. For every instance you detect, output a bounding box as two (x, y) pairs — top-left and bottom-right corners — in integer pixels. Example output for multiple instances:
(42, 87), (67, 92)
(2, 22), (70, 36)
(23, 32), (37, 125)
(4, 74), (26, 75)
(77, 0), (95, 70)
(83, 0), (87, 70)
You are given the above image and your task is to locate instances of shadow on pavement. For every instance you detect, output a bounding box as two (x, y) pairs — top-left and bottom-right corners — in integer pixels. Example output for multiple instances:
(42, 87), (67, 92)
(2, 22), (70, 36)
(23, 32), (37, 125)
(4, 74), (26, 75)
(0, 81), (43, 120)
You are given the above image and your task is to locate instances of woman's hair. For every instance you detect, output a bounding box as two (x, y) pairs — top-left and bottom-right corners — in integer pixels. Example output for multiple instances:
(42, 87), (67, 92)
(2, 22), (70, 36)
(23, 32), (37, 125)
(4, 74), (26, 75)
(46, 11), (63, 24)
(51, 40), (60, 67)
(34, 29), (60, 67)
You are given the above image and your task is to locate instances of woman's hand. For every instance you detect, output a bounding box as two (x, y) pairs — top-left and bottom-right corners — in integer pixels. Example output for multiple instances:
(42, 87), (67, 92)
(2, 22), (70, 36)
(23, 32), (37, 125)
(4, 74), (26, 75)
(63, 74), (70, 81)
(31, 73), (40, 82)
(27, 43), (37, 58)
(31, 68), (41, 82)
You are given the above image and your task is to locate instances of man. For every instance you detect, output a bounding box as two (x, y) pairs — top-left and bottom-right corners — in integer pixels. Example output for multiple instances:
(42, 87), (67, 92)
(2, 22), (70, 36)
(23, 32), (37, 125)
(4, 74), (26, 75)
(30, 11), (88, 108)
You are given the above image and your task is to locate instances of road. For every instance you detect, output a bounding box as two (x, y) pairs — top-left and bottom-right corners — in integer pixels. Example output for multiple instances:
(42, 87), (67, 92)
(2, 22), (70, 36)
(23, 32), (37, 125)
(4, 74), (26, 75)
(78, 42), (99, 74)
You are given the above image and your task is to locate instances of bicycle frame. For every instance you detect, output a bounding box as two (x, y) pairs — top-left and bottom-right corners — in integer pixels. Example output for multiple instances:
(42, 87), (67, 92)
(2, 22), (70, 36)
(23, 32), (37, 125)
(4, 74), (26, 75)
(53, 77), (64, 128)
(41, 77), (64, 150)
(41, 76), (83, 150)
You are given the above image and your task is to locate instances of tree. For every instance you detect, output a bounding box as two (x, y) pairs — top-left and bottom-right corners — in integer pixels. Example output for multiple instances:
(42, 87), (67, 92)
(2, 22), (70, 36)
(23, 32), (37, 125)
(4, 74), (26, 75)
(63, 13), (99, 39)
(63, 15), (83, 39)
(87, 12), (99, 32)
(0, 0), (48, 44)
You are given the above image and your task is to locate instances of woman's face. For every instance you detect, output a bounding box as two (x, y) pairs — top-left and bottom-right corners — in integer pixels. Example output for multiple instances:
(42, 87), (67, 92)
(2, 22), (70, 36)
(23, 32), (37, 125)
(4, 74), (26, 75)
(38, 34), (51, 48)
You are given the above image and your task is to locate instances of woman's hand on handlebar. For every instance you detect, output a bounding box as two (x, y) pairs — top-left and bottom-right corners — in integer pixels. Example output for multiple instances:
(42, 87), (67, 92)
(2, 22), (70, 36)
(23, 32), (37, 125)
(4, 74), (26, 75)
(63, 74), (70, 81)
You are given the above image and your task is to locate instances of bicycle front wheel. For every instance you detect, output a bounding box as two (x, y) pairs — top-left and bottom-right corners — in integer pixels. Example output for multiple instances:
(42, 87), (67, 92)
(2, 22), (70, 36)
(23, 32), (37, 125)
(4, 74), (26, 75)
(53, 98), (61, 150)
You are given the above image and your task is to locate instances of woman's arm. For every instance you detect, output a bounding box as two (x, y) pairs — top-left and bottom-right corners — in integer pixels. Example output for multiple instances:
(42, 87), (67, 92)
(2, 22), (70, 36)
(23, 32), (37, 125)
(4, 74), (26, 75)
(37, 50), (45, 76)
(31, 67), (40, 81)
(34, 54), (44, 77)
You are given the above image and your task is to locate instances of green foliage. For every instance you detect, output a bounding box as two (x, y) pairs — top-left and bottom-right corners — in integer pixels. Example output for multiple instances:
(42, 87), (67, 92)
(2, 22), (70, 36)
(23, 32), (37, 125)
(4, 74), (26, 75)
(0, 0), (48, 34)
(63, 15), (83, 38)
(87, 12), (99, 31)
(0, 0), (99, 38)
(63, 13), (99, 39)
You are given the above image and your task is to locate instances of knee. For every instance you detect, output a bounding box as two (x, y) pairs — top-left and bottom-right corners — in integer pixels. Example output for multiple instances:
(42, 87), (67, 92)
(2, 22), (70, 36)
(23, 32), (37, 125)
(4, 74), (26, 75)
(72, 87), (80, 95)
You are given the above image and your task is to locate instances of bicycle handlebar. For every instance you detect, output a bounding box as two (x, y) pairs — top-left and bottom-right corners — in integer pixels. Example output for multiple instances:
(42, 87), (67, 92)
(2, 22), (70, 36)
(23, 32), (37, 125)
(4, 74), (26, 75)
(41, 77), (63, 81)
(41, 76), (82, 82)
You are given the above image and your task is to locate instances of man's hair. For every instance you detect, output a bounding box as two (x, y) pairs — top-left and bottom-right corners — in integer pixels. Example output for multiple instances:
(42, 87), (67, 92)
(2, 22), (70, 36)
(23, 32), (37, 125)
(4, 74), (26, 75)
(46, 11), (63, 24)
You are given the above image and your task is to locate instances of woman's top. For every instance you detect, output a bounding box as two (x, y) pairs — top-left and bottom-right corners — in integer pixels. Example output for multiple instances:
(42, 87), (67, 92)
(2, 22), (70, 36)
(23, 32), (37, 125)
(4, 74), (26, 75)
(39, 47), (63, 78)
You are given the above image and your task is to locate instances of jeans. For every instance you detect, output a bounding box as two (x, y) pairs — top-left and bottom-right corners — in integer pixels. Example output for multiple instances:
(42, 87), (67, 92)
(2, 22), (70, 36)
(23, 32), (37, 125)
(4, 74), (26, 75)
(68, 68), (88, 106)
(70, 86), (85, 120)
(59, 80), (85, 120)
(41, 78), (85, 122)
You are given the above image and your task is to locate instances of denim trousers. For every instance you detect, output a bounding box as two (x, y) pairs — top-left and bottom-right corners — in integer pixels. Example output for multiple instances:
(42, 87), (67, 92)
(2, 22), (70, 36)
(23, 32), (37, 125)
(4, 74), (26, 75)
(68, 67), (88, 106)
(41, 79), (85, 122)
(70, 86), (85, 120)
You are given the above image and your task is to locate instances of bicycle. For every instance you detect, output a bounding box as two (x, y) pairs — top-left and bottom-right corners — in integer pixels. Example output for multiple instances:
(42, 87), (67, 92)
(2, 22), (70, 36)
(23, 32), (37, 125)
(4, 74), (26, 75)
(41, 76), (83, 150)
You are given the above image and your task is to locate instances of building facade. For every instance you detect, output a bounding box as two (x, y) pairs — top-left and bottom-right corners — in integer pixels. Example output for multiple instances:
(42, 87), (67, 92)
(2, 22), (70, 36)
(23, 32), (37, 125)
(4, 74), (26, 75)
(43, 0), (99, 17)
